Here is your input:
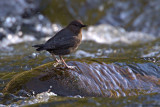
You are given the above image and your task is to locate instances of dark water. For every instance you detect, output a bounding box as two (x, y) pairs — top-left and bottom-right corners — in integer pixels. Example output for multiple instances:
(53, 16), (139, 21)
(0, 0), (160, 106)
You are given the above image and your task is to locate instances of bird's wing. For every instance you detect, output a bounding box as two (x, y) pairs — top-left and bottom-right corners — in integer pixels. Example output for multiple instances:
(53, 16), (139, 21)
(43, 29), (77, 50)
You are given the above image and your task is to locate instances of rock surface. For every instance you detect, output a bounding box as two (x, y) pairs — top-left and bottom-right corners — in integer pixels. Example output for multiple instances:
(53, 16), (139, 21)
(3, 58), (160, 97)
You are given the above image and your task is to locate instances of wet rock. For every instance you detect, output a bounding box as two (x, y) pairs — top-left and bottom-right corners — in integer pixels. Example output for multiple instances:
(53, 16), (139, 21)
(3, 58), (160, 97)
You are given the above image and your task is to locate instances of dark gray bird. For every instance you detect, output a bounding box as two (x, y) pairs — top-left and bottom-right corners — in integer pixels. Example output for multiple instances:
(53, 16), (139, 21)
(33, 20), (87, 69)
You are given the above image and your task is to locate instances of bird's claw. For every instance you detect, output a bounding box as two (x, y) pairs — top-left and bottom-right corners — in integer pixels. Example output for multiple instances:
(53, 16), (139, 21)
(53, 62), (60, 67)
(66, 66), (76, 69)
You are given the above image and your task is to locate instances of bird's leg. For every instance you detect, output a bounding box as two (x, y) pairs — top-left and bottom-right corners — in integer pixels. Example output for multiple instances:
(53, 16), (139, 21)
(52, 53), (60, 63)
(51, 53), (61, 67)
(59, 55), (75, 69)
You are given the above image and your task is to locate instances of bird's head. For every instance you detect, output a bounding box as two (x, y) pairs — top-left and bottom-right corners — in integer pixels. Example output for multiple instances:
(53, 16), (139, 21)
(67, 20), (87, 34)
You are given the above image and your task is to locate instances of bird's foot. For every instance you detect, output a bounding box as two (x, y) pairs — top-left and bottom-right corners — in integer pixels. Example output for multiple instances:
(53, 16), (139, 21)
(56, 59), (61, 63)
(65, 66), (76, 69)
(53, 62), (61, 67)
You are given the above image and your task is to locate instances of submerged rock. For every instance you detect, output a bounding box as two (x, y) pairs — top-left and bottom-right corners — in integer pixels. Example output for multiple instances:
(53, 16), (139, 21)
(3, 58), (160, 97)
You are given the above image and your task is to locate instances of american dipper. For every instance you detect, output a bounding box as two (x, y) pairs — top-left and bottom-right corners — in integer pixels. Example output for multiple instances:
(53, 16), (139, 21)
(33, 20), (87, 69)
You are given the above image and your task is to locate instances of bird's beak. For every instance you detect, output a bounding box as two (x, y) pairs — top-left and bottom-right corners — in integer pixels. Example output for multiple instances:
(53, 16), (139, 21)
(81, 25), (87, 27)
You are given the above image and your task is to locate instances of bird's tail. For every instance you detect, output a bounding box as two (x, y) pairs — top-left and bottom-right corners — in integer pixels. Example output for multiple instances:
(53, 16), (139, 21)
(32, 44), (44, 51)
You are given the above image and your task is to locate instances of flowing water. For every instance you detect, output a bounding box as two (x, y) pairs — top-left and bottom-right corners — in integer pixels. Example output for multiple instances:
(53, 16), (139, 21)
(0, 0), (160, 106)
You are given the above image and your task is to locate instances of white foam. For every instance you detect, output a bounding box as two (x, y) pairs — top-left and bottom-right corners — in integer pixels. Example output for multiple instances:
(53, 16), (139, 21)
(143, 51), (160, 57)
(83, 24), (155, 44)
(75, 50), (95, 58)
(0, 34), (36, 49)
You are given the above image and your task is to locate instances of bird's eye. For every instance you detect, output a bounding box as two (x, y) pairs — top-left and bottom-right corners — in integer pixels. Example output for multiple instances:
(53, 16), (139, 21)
(74, 24), (78, 26)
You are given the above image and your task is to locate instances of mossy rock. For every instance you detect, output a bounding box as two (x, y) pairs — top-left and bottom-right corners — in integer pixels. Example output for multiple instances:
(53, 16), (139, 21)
(2, 59), (96, 96)
(3, 62), (80, 95)
(3, 58), (160, 97)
